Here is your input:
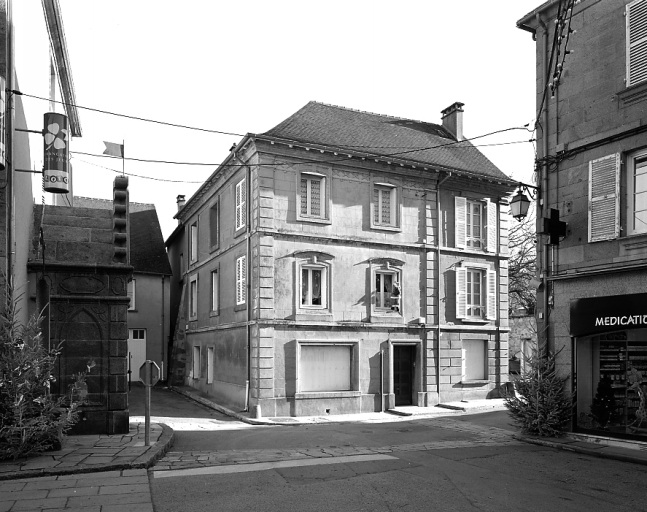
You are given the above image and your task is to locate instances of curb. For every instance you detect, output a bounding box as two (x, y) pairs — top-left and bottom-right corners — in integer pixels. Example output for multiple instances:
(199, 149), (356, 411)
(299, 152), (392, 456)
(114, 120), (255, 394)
(514, 434), (647, 467)
(0, 423), (175, 481)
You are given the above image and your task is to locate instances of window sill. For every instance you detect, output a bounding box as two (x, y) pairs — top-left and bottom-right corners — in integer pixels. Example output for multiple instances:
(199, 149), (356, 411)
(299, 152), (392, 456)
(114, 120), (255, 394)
(296, 312), (333, 322)
(461, 379), (490, 386)
(209, 311), (219, 318)
(234, 226), (247, 238)
(370, 224), (401, 232)
(209, 245), (219, 253)
(461, 318), (490, 324)
(618, 80), (647, 107)
(234, 303), (246, 312)
(296, 216), (331, 225)
(370, 312), (404, 324)
(295, 391), (361, 399)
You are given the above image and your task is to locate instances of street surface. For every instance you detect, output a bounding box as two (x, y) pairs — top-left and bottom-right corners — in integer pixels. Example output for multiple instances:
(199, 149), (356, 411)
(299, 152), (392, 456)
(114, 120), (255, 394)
(132, 386), (647, 512)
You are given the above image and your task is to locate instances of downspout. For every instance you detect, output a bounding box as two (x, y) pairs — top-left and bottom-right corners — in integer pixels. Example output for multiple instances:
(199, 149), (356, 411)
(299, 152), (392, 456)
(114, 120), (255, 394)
(436, 171), (452, 401)
(161, 275), (166, 381)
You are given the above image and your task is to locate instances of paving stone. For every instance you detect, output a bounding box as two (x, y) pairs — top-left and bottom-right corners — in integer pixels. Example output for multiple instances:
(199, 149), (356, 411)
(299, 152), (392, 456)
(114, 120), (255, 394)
(9, 497), (67, 511)
(0, 489), (48, 502)
(66, 492), (151, 507)
(57, 470), (122, 480)
(98, 483), (149, 495)
(47, 485), (100, 498)
(22, 479), (78, 490)
(101, 503), (154, 512)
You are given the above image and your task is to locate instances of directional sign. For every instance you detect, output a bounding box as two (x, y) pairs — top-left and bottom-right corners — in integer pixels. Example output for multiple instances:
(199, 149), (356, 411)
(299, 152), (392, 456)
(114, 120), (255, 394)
(139, 360), (160, 387)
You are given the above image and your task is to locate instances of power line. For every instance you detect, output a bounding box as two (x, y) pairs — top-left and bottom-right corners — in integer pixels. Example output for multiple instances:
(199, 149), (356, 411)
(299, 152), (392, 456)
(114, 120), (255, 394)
(71, 156), (206, 184)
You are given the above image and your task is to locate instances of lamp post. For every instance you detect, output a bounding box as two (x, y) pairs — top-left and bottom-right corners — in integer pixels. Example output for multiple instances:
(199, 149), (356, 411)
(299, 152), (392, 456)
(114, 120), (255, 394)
(510, 188), (531, 221)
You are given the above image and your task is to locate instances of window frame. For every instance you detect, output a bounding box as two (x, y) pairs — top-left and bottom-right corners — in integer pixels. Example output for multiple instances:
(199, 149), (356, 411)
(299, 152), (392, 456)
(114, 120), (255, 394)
(210, 267), (220, 315)
(369, 259), (404, 322)
(455, 263), (497, 322)
(370, 180), (401, 231)
(209, 200), (220, 251)
(296, 169), (331, 224)
(295, 340), (360, 398)
(300, 264), (327, 309)
(189, 221), (198, 264)
(294, 252), (333, 320)
(127, 279), (136, 311)
(189, 275), (198, 320)
(627, 149), (647, 236)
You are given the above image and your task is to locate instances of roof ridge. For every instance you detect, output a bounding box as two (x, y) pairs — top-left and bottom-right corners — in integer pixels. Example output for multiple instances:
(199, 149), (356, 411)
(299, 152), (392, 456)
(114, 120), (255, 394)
(309, 100), (440, 127)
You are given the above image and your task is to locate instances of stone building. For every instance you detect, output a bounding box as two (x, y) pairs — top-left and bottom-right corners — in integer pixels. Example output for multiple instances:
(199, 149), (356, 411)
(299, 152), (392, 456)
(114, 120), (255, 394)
(518, 0), (647, 439)
(167, 101), (516, 417)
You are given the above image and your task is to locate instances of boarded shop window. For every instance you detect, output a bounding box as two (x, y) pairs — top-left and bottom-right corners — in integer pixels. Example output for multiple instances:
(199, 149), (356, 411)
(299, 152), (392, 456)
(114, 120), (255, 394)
(627, 0), (647, 87)
(588, 154), (620, 242)
(300, 345), (351, 392)
(462, 339), (487, 381)
(455, 197), (497, 252)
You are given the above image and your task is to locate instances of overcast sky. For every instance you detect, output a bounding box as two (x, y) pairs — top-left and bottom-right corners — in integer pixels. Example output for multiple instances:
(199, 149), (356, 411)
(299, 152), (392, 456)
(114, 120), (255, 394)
(14, 1), (541, 240)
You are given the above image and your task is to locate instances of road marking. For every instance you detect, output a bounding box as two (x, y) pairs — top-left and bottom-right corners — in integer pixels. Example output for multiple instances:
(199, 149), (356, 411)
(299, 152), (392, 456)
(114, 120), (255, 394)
(152, 454), (397, 479)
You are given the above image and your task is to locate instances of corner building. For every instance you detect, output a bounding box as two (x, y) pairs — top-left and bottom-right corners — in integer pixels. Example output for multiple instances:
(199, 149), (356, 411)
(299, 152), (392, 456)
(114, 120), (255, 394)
(519, 0), (647, 440)
(167, 102), (516, 417)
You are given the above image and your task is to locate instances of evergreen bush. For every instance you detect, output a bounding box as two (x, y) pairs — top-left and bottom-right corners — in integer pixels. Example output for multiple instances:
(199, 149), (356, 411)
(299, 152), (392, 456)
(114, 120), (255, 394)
(505, 350), (572, 437)
(0, 287), (82, 460)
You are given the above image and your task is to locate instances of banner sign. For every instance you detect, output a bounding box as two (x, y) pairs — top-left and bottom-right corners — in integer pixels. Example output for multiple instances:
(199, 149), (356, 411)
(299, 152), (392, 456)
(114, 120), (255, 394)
(570, 293), (647, 337)
(43, 112), (69, 193)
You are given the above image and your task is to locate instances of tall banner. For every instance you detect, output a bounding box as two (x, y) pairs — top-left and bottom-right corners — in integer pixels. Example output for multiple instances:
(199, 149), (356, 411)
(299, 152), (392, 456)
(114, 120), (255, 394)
(43, 112), (69, 193)
(0, 77), (5, 171)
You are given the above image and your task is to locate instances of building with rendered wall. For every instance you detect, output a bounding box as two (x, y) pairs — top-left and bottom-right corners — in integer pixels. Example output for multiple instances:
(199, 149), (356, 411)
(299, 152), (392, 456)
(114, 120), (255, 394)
(167, 101), (516, 417)
(518, 0), (647, 439)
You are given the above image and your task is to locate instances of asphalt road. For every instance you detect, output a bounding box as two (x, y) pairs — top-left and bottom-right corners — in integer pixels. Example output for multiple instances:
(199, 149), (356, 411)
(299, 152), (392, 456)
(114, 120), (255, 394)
(133, 387), (647, 512)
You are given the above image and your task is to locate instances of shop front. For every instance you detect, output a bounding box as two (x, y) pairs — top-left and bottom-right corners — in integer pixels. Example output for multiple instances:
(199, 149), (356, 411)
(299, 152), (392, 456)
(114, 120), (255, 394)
(571, 294), (647, 440)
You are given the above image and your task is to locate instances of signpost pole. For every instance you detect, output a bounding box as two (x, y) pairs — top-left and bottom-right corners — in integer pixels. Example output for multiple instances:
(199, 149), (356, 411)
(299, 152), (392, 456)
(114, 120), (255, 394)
(145, 383), (151, 446)
(139, 360), (159, 447)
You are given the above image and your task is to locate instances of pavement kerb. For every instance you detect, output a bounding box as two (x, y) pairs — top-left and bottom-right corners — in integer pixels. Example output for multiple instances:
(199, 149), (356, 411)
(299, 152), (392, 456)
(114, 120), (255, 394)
(0, 422), (175, 481)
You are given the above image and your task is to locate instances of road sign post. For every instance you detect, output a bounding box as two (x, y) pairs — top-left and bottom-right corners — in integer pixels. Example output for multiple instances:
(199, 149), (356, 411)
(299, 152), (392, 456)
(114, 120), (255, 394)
(139, 360), (160, 446)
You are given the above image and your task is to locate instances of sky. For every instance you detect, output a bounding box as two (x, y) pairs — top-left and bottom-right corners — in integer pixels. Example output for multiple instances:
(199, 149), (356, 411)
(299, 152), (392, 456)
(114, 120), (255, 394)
(13, 0), (541, 240)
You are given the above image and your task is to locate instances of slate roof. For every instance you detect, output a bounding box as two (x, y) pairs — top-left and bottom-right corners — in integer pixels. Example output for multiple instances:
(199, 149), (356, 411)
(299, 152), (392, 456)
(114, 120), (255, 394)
(130, 209), (172, 275)
(261, 101), (513, 183)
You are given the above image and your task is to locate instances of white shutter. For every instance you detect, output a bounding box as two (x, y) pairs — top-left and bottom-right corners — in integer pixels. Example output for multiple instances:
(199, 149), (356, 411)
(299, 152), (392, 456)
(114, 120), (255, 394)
(236, 179), (246, 230)
(627, 0), (647, 86)
(455, 196), (467, 248)
(485, 199), (498, 253)
(588, 154), (620, 242)
(236, 256), (246, 305)
(456, 267), (467, 319)
(486, 270), (497, 320)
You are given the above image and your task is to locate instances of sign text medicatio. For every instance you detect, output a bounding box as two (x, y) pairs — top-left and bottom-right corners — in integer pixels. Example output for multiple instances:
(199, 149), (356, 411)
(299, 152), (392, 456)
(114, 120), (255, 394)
(570, 293), (647, 337)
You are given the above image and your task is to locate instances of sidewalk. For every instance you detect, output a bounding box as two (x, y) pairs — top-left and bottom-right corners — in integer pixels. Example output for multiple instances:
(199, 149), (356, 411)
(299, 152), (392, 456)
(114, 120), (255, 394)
(0, 422), (174, 481)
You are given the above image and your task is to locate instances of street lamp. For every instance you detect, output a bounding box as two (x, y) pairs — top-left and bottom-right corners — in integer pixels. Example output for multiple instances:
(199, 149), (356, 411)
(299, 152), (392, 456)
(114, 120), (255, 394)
(510, 188), (531, 221)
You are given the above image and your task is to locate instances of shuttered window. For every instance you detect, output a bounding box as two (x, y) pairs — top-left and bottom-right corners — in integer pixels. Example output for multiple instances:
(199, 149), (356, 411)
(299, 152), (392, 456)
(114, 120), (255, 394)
(236, 256), (246, 305)
(300, 174), (324, 218)
(373, 184), (397, 226)
(455, 197), (496, 251)
(588, 154), (620, 242)
(456, 267), (497, 321)
(300, 345), (351, 392)
(627, 0), (647, 87)
(235, 179), (246, 231)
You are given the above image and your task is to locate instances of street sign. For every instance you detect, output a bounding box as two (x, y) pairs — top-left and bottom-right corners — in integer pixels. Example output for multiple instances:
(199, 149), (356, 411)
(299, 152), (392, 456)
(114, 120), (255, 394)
(139, 360), (160, 387)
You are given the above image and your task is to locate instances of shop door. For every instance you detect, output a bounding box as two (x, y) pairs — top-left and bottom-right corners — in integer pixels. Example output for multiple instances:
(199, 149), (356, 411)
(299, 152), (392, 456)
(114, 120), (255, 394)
(394, 345), (414, 406)
(128, 329), (147, 381)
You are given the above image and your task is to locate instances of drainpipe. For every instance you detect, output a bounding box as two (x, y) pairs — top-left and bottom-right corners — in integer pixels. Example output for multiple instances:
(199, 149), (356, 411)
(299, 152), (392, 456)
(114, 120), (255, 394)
(436, 172), (452, 401)
(5, 0), (14, 293)
(161, 275), (166, 381)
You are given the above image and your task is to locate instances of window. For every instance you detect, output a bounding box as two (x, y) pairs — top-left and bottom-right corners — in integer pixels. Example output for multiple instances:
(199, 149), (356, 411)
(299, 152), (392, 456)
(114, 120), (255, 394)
(375, 271), (400, 311)
(189, 276), (198, 319)
(455, 197), (497, 252)
(296, 170), (331, 223)
(192, 345), (201, 379)
(211, 269), (219, 313)
(236, 256), (246, 306)
(462, 339), (487, 381)
(628, 151), (647, 236)
(588, 153), (620, 242)
(127, 279), (136, 311)
(456, 266), (497, 320)
(371, 182), (400, 229)
(189, 222), (198, 263)
(369, 259), (404, 321)
(209, 201), (219, 250)
(235, 179), (246, 231)
(207, 347), (214, 384)
(300, 345), (351, 392)
(627, 0), (647, 87)
(179, 253), (184, 281)
(301, 266), (326, 308)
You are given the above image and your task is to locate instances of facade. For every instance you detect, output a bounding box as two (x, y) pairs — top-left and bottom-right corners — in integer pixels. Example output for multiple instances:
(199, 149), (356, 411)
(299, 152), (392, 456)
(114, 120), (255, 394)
(167, 101), (516, 417)
(518, 0), (647, 439)
(76, 198), (172, 383)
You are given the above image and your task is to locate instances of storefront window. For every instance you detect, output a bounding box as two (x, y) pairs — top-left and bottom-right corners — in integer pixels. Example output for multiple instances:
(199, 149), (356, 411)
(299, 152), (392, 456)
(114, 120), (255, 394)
(576, 330), (647, 439)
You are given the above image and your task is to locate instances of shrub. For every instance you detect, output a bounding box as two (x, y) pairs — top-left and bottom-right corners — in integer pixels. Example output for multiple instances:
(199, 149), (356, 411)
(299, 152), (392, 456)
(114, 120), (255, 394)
(505, 350), (572, 437)
(0, 288), (82, 460)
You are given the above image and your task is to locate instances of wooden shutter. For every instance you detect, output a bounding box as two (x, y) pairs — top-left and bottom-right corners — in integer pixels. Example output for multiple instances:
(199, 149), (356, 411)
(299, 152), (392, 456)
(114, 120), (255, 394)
(455, 197), (467, 248)
(236, 179), (246, 230)
(627, 0), (647, 86)
(485, 199), (498, 253)
(486, 270), (497, 320)
(455, 267), (467, 318)
(236, 256), (246, 305)
(588, 154), (620, 242)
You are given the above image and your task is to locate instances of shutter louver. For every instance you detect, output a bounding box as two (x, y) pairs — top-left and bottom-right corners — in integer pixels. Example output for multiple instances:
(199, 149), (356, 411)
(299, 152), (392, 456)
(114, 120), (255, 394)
(485, 199), (498, 253)
(486, 270), (497, 320)
(455, 197), (467, 248)
(628, 0), (647, 86)
(589, 154), (620, 242)
(236, 179), (246, 230)
(236, 256), (246, 305)
(456, 267), (467, 319)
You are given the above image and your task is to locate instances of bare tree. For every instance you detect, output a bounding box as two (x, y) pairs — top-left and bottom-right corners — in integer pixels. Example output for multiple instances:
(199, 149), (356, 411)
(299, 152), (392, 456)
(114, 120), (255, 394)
(508, 212), (537, 315)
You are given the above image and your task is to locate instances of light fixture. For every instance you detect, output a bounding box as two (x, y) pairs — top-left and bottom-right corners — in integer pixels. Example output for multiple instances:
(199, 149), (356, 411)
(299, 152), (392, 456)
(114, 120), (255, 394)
(510, 183), (538, 221)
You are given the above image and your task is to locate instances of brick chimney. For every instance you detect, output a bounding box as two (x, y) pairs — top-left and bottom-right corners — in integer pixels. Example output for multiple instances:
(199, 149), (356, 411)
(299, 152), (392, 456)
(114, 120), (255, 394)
(177, 195), (186, 211)
(441, 102), (464, 141)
